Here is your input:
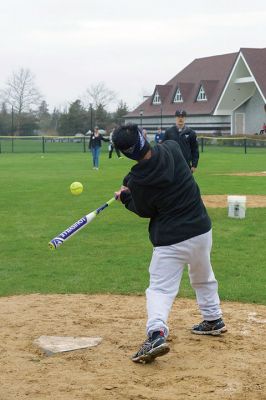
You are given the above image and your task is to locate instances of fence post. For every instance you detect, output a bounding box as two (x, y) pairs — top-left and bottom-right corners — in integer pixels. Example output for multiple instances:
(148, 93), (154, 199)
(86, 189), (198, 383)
(42, 136), (45, 153)
(12, 137), (14, 153)
(244, 137), (247, 154)
(201, 137), (204, 153)
(83, 136), (86, 153)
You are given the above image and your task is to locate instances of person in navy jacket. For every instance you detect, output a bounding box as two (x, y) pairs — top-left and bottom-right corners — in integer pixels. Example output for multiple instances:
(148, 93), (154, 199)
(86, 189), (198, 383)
(163, 110), (199, 173)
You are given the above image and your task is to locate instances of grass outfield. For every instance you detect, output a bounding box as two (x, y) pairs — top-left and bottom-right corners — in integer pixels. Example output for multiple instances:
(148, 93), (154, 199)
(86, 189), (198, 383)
(0, 150), (265, 304)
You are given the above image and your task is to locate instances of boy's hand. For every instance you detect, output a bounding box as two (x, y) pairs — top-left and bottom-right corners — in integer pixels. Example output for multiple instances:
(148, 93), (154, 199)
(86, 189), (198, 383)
(115, 186), (130, 201)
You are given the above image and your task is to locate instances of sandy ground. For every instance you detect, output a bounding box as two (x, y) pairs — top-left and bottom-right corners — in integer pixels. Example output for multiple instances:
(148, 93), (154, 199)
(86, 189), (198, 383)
(0, 294), (265, 400)
(214, 172), (266, 177)
(1, 187), (265, 399)
(204, 172), (266, 208)
(202, 194), (266, 208)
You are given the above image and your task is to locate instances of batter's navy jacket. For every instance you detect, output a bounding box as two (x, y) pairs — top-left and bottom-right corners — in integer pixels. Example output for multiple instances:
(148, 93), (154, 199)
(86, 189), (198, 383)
(163, 125), (199, 168)
(120, 140), (211, 247)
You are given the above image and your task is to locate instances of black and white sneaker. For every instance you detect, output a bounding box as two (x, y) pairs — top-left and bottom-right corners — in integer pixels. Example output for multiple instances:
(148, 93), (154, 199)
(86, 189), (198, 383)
(192, 318), (227, 336)
(132, 330), (170, 363)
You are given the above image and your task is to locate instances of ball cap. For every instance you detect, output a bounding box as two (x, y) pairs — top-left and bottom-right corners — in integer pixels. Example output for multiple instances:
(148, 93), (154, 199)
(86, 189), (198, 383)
(112, 124), (151, 161)
(175, 109), (187, 117)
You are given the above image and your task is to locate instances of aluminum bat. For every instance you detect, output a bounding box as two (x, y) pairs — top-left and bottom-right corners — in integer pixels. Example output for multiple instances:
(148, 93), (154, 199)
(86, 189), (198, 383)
(49, 197), (116, 250)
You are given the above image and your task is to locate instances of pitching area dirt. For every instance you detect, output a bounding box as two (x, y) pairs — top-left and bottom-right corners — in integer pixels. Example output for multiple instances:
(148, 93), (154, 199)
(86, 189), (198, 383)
(214, 172), (266, 177)
(202, 195), (266, 208)
(205, 171), (266, 207)
(0, 294), (265, 400)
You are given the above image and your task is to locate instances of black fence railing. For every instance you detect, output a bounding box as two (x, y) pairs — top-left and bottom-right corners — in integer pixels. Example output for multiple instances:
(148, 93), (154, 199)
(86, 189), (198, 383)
(198, 135), (266, 154)
(0, 135), (266, 154)
(0, 136), (108, 154)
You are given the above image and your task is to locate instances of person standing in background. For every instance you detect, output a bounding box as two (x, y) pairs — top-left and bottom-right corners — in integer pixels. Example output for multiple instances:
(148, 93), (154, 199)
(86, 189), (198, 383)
(88, 127), (109, 170)
(259, 122), (266, 135)
(154, 127), (164, 144)
(142, 128), (148, 141)
(163, 110), (199, 173)
(109, 128), (123, 159)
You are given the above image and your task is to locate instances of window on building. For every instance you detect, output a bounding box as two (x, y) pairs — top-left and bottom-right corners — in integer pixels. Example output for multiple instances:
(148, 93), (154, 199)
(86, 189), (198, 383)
(152, 90), (161, 104)
(197, 85), (207, 101)
(173, 88), (183, 103)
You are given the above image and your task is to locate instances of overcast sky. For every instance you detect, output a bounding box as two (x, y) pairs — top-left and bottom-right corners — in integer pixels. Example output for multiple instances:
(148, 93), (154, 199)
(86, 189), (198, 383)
(0, 0), (265, 112)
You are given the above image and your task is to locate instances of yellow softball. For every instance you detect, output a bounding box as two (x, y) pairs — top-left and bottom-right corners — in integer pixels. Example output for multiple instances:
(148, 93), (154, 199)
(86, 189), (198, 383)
(70, 181), (83, 195)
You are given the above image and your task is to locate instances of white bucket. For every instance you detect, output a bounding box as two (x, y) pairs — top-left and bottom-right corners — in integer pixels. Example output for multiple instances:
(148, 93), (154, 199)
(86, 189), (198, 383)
(227, 196), (246, 219)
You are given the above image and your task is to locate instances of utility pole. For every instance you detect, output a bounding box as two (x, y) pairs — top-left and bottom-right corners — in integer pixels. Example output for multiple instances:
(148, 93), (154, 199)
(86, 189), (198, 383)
(90, 103), (93, 131)
(11, 106), (14, 135)
(140, 110), (143, 129)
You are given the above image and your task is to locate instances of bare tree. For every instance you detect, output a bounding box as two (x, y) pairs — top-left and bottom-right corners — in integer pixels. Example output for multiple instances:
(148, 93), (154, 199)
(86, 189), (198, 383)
(3, 68), (42, 133)
(84, 81), (117, 109)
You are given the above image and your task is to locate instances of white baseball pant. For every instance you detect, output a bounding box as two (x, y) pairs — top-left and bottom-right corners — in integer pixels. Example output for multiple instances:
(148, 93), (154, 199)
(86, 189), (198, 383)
(146, 229), (222, 337)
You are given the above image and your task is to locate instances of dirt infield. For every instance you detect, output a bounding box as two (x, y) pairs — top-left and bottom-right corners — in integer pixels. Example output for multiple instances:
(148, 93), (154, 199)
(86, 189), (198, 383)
(0, 294), (265, 400)
(202, 195), (266, 208)
(204, 171), (266, 208)
(214, 172), (266, 177)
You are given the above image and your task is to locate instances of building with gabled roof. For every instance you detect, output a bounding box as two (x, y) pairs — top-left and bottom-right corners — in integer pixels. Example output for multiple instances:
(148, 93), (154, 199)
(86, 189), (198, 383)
(125, 48), (266, 135)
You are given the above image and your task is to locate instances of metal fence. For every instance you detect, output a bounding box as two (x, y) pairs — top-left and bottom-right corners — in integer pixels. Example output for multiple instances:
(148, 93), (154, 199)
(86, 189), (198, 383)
(198, 136), (266, 154)
(0, 136), (94, 154)
(0, 135), (266, 154)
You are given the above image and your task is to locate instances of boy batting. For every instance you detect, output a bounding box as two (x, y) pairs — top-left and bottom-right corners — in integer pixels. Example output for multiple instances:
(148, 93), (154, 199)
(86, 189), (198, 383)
(113, 124), (226, 364)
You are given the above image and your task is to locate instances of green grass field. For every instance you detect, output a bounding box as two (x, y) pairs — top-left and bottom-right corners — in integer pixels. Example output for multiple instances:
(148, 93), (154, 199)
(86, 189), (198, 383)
(0, 150), (265, 304)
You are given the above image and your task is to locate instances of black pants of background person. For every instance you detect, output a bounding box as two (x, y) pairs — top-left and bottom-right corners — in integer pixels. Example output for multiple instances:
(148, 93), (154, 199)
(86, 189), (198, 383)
(109, 144), (121, 159)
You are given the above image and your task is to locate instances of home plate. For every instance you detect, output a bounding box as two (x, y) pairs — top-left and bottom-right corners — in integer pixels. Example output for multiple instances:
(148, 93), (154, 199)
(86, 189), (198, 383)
(34, 336), (102, 355)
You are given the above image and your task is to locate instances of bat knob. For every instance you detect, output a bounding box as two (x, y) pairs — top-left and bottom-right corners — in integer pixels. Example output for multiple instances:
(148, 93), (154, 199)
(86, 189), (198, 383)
(48, 242), (56, 250)
(48, 237), (64, 250)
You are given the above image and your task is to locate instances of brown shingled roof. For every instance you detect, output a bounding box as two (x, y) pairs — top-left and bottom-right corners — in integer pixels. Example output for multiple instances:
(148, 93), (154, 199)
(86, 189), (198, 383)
(127, 52), (239, 117)
(155, 85), (173, 102)
(176, 82), (195, 102)
(200, 80), (219, 99)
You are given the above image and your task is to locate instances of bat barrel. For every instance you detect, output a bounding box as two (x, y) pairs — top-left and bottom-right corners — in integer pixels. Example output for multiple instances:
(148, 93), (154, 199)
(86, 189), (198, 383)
(48, 213), (95, 250)
(48, 197), (116, 250)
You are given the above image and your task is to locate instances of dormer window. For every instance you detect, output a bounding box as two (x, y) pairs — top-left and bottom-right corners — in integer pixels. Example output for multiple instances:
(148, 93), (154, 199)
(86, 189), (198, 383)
(173, 88), (183, 103)
(197, 85), (207, 101)
(152, 90), (161, 104)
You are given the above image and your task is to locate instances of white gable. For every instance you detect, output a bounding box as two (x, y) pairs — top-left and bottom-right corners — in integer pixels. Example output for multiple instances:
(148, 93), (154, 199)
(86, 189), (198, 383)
(152, 90), (161, 104)
(196, 85), (207, 101)
(173, 88), (183, 103)
(214, 52), (266, 115)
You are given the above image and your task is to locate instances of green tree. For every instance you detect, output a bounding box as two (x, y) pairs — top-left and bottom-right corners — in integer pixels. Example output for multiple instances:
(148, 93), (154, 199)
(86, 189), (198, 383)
(38, 100), (51, 132)
(113, 101), (129, 125)
(0, 102), (10, 135)
(58, 100), (90, 135)
(50, 108), (61, 133)
(18, 113), (39, 136)
(94, 104), (110, 129)
(57, 112), (68, 135)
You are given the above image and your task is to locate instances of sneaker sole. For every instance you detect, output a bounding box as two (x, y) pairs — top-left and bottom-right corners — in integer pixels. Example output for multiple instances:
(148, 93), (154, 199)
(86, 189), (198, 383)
(132, 343), (170, 364)
(191, 326), (227, 336)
